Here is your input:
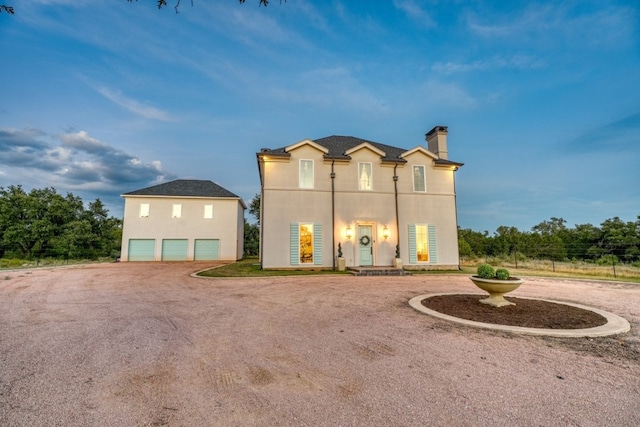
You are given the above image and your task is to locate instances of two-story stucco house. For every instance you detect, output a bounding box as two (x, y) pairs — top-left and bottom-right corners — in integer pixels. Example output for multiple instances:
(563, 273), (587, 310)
(120, 179), (245, 261)
(256, 126), (463, 270)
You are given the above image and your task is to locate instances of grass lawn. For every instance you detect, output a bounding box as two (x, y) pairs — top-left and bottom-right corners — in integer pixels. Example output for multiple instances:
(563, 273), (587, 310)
(198, 258), (640, 283)
(197, 258), (351, 277)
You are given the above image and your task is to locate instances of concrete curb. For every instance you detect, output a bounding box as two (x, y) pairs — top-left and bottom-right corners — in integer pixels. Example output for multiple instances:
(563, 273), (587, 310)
(409, 293), (631, 338)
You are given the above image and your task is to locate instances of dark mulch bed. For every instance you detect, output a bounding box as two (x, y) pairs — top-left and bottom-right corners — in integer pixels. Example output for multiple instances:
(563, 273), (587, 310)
(421, 294), (608, 329)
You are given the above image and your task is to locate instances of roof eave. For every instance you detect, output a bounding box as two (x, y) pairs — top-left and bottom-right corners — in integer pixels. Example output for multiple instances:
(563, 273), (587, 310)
(257, 151), (291, 159)
(434, 159), (464, 170)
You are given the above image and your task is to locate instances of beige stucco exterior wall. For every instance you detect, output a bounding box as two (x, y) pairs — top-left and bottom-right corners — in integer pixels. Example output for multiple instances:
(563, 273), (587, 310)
(259, 143), (461, 269)
(121, 195), (244, 261)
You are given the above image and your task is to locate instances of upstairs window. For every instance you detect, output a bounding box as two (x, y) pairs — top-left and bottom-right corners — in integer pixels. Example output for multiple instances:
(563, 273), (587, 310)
(139, 203), (149, 218)
(172, 204), (182, 218)
(299, 159), (314, 189)
(413, 165), (426, 192)
(358, 162), (372, 191)
(204, 204), (213, 219)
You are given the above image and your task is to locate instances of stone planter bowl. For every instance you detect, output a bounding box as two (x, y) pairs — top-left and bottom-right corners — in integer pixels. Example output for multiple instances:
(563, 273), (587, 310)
(470, 276), (525, 307)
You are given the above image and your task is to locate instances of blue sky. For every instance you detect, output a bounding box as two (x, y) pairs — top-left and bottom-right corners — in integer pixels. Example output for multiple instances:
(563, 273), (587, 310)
(1, 0), (639, 233)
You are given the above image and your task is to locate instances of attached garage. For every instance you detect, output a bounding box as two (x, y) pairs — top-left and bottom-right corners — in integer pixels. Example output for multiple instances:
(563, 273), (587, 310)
(128, 239), (156, 261)
(161, 239), (188, 261)
(194, 239), (220, 260)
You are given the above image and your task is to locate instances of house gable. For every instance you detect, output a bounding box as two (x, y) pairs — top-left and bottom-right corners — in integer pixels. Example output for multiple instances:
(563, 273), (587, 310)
(400, 146), (438, 160)
(285, 139), (329, 155)
(344, 142), (386, 158)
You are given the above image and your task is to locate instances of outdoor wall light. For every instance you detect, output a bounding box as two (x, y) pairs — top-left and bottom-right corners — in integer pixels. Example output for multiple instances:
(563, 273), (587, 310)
(383, 226), (389, 240)
(345, 225), (353, 240)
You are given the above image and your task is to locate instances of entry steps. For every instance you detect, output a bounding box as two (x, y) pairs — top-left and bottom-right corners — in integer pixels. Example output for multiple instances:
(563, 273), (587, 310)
(347, 266), (411, 276)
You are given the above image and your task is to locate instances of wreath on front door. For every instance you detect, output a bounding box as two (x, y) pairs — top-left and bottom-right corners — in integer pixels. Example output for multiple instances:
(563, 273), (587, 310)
(359, 235), (371, 246)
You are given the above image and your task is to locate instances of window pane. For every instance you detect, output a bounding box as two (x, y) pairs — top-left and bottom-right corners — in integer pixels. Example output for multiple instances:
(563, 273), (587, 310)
(172, 204), (182, 218)
(416, 225), (429, 262)
(299, 223), (313, 263)
(358, 163), (372, 190)
(140, 203), (149, 218)
(413, 165), (426, 192)
(300, 160), (313, 189)
(204, 204), (213, 219)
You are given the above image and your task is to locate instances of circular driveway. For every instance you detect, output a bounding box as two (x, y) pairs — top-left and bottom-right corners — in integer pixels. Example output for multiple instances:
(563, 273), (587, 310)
(1, 262), (639, 426)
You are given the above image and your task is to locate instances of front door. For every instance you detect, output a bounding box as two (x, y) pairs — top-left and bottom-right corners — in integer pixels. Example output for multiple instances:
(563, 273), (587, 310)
(358, 225), (373, 266)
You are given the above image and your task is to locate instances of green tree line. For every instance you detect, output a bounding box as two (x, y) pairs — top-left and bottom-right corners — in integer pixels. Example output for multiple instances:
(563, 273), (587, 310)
(243, 193), (261, 257)
(0, 185), (122, 261)
(459, 216), (640, 266)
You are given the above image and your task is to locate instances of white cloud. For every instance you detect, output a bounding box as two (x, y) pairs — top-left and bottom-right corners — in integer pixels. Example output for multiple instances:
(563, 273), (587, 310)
(432, 55), (546, 74)
(467, 3), (635, 49)
(0, 128), (176, 195)
(94, 86), (174, 122)
(266, 67), (389, 114)
(293, 0), (331, 33)
(393, 0), (436, 28)
(60, 130), (110, 151)
(422, 80), (478, 109)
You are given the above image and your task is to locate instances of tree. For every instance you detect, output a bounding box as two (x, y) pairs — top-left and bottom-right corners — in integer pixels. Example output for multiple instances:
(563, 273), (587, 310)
(244, 219), (259, 257)
(457, 236), (472, 259)
(0, 185), (122, 260)
(531, 218), (568, 261)
(243, 193), (261, 257)
(0, 186), (79, 259)
(248, 193), (260, 225)
(457, 227), (489, 258)
(599, 216), (639, 262)
(492, 225), (524, 257)
(564, 223), (601, 260)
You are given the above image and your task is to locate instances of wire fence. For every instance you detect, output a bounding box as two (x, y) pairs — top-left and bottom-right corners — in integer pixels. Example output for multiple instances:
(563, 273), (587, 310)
(460, 254), (640, 280)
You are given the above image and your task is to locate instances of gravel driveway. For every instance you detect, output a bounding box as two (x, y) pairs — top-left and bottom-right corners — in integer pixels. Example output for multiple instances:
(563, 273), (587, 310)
(1, 262), (639, 426)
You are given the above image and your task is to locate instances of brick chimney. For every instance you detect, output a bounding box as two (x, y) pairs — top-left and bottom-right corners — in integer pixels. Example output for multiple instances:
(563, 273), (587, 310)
(425, 126), (448, 160)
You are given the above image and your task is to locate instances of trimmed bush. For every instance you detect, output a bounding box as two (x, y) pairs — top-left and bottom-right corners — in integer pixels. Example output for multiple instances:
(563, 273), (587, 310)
(495, 268), (510, 280)
(477, 263), (495, 279)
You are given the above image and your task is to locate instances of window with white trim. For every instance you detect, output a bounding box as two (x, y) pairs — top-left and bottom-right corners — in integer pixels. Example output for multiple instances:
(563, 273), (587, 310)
(413, 165), (426, 192)
(299, 159), (314, 189)
(139, 203), (149, 218)
(358, 162), (372, 191)
(204, 204), (213, 219)
(172, 204), (182, 218)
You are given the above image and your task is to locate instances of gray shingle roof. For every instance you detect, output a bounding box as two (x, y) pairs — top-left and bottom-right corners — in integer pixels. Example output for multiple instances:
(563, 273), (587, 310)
(315, 135), (407, 161)
(260, 135), (464, 167)
(123, 179), (240, 198)
(261, 135), (408, 162)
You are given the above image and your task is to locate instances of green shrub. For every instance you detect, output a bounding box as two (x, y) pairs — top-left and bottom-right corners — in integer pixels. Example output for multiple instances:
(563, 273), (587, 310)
(477, 263), (495, 279)
(495, 268), (510, 280)
(596, 254), (619, 265)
